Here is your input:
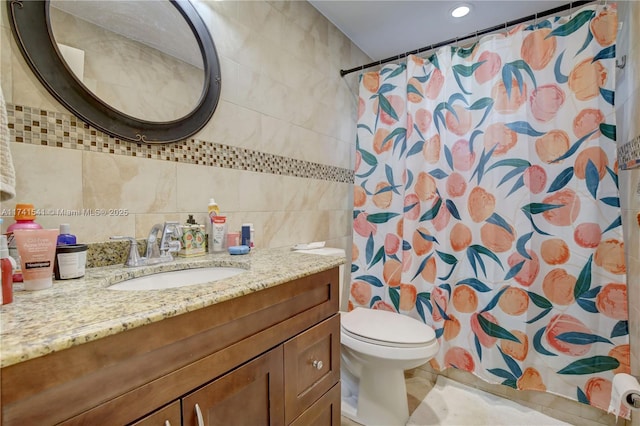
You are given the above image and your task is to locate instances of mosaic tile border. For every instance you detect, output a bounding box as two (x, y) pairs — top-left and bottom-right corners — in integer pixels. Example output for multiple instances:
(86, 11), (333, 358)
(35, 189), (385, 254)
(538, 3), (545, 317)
(618, 134), (640, 170)
(6, 104), (355, 184)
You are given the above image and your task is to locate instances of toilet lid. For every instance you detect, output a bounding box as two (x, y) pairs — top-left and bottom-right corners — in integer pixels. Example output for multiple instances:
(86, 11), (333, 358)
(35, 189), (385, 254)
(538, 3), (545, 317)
(341, 307), (436, 347)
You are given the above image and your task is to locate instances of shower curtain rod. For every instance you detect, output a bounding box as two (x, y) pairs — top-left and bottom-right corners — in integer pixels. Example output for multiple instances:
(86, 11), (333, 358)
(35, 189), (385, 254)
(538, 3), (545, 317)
(339, 0), (595, 77)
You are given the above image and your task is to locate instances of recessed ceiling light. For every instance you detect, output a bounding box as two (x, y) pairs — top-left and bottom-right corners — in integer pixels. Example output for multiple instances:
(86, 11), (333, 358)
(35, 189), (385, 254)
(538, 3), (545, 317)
(451, 4), (471, 18)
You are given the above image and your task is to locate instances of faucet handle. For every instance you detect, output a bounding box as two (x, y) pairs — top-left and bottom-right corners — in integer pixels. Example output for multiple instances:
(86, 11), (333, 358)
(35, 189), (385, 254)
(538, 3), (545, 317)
(164, 221), (183, 237)
(110, 236), (145, 267)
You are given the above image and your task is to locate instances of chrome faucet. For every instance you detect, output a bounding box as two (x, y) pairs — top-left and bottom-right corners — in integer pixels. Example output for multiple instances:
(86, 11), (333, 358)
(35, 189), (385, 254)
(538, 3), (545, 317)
(160, 221), (182, 260)
(145, 223), (164, 262)
(110, 236), (146, 267)
(146, 221), (183, 264)
(111, 221), (183, 267)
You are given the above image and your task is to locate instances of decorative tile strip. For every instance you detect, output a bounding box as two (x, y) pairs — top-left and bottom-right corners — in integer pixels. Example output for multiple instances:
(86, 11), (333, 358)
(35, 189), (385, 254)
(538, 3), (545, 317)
(618, 134), (640, 170)
(7, 104), (355, 183)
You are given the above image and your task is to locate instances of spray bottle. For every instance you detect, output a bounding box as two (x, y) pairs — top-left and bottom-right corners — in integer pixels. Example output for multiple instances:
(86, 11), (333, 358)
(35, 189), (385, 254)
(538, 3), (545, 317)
(207, 198), (220, 254)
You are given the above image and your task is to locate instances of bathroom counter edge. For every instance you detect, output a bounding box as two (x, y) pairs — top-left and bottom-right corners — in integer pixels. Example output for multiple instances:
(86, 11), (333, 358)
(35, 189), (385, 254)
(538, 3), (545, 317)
(0, 247), (344, 368)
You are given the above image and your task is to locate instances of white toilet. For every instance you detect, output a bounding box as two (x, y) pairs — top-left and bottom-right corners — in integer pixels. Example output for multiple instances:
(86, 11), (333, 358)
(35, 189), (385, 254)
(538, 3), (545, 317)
(295, 247), (439, 426)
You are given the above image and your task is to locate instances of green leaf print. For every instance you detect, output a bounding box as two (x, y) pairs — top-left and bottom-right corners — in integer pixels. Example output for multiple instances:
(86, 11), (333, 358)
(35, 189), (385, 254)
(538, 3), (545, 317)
(456, 278), (492, 293)
(585, 159), (600, 199)
(389, 286), (400, 311)
(599, 87), (615, 106)
(369, 246), (385, 268)
(526, 308), (552, 324)
(505, 121), (545, 137)
(600, 123), (616, 141)
(407, 83), (423, 100)
(574, 255), (593, 299)
(547, 167), (574, 192)
(498, 345), (523, 378)
(533, 326), (557, 356)
(592, 45), (616, 62)
(504, 261), (525, 280)
(576, 28), (594, 57)
(481, 286), (509, 313)
(477, 314), (521, 343)
(546, 10), (596, 38)
(527, 291), (553, 309)
(367, 212), (401, 224)
(411, 253), (434, 281)
(516, 232), (533, 260)
(599, 196), (619, 207)
(354, 275), (384, 287)
(522, 211), (552, 236)
(489, 368), (517, 382)
(557, 356), (620, 375)
(555, 332), (612, 345)
(486, 213), (513, 235)
(577, 387), (590, 404)
(554, 51), (569, 84)
(551, 129), (598, 163)
(420, 198), (442, 221)
(611, 321), (629, 338)
(602, 216), (622, 234)
(377, 94), (399, 121)
(521, 203), (563, 215)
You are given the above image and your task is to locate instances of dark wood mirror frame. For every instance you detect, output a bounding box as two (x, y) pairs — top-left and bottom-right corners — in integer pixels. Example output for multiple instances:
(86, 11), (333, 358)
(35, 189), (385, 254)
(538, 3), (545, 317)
(7, 0), (221, 144)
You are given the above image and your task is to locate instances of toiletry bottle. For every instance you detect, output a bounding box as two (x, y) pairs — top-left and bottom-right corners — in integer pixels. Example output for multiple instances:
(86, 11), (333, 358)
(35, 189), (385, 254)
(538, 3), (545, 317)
(212, 216), (227, 252)
(6, 203), (42, 282)
(57, 223), (77, 245)
(1, 234), (13, 305)
(241, 223), (251, 248)
(207, 198), (220, 254)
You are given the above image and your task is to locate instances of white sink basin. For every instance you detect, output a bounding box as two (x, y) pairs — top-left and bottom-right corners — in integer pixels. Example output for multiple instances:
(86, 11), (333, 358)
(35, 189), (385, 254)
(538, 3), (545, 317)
(108, 267), (247, 291)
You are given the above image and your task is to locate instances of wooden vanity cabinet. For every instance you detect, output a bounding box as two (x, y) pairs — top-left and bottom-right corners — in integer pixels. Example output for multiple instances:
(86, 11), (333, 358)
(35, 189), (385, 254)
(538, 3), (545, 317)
(1, 268), (341, 426)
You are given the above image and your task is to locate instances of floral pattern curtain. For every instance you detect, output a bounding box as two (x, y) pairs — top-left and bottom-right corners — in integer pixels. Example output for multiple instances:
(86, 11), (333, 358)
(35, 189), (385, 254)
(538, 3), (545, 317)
(351, 4), (628, 414)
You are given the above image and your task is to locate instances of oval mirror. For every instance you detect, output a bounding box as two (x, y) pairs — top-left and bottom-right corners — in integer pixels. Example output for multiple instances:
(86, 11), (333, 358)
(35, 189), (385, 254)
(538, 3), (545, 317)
(8, 0), (221, 143)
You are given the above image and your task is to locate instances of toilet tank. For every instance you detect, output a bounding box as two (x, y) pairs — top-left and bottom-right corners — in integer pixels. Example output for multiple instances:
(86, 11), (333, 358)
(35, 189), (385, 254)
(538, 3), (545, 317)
(294, 247), (346, 309)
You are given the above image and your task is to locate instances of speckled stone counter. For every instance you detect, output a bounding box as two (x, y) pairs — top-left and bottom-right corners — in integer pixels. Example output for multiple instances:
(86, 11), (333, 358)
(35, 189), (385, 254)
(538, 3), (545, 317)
(0, 247), (344, 368)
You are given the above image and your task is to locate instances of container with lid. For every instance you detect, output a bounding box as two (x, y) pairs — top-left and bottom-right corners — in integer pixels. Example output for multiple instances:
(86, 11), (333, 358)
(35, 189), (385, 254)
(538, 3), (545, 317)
(54, 244), (88, 280)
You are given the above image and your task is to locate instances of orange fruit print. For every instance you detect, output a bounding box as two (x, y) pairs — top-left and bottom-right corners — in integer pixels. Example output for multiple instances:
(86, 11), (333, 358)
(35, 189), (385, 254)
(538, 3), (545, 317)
(352, 4), (625, 417)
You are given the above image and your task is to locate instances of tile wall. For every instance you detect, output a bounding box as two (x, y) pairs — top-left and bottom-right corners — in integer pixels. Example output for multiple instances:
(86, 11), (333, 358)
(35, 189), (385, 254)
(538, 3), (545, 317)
(2, 1), (639, 425)
(0, 0), (366, 261)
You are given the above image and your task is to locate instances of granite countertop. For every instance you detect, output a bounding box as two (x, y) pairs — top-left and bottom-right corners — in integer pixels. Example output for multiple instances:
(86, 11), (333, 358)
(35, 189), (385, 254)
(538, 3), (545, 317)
(0, 247), (344, 368)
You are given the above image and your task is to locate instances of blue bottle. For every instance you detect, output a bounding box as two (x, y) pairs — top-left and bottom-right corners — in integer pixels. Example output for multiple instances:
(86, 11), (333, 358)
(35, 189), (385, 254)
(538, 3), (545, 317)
(57, 223), (77, 245)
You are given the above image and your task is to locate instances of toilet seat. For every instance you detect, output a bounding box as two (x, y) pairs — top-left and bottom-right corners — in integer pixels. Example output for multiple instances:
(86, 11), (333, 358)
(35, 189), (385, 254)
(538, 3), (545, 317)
(341, 307), (436, 348)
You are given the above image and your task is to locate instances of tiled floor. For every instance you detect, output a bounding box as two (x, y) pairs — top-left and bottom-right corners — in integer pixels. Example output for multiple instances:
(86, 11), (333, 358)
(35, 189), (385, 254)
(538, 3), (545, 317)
(340, 374), (604, 426)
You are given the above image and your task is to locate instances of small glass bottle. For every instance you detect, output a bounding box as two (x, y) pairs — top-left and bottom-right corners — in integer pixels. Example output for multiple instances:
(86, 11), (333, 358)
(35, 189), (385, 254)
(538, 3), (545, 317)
(57, 223), (77, 245)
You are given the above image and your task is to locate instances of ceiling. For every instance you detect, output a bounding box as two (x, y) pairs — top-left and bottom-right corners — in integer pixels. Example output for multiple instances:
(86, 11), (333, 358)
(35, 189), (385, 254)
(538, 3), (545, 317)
(308, 0), (573, 64)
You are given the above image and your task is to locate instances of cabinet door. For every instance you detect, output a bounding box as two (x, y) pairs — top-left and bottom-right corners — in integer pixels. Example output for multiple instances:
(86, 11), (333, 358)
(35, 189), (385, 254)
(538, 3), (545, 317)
(289, 383), (340, 426)
(182, 346), (284, 426)
(130, 401), (181, 426)
(283, 315), (340, 424)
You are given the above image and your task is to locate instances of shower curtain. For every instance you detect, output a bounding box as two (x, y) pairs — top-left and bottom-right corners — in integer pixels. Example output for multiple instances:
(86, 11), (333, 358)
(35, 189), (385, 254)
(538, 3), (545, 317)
(351, 3), (628, 414)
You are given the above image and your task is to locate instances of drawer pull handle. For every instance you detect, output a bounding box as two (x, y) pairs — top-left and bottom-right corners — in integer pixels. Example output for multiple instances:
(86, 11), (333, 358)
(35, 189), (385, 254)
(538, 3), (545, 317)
(195, 403), (204, 426)
(312, 360), (323, 370)
(165, 421), (171, 426)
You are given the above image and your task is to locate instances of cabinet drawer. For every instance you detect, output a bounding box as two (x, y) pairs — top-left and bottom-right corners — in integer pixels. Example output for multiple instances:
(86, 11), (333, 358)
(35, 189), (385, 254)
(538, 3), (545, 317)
(290, 383), (340, 426)
(130, 401), (181, 426)
(284, 314), (340, 424)
(182, 346), (285, 426)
